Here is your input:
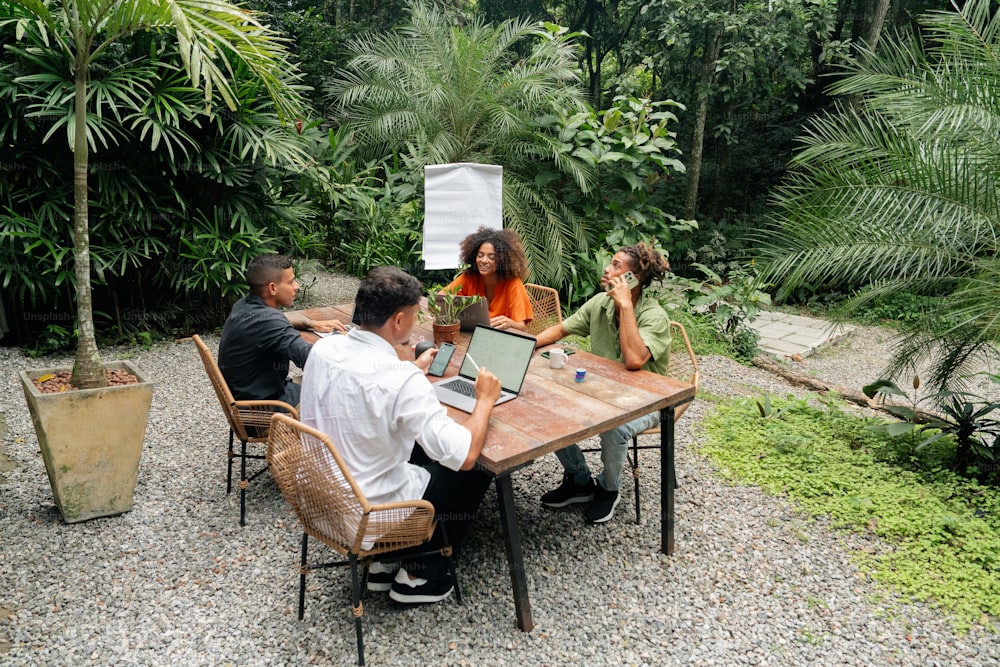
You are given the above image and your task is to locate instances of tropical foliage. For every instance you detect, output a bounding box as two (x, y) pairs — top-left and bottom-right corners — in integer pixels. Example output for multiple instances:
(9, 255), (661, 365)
(538, 94), (693, 304)
(758, 0), (1000, 390)
(325, 1), (597, 287)
(0, 0), (321, 384)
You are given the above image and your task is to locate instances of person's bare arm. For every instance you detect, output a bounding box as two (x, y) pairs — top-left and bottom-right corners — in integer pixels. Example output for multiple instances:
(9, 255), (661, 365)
(459, 368), (502, 470)
(607, 276), (651, 369)
(533, 322), (568, 348)
(489, 315), (528, 331)
(285, 312), (346, 334)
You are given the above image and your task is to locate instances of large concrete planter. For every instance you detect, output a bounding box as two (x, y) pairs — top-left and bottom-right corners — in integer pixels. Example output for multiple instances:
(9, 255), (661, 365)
(18, 360), (154, 523)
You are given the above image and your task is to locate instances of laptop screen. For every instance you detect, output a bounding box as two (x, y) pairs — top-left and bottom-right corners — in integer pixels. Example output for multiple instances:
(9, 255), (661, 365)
(458, 325), (537, 393)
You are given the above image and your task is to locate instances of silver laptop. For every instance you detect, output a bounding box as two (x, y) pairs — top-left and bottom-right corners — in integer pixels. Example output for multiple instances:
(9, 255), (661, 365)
(314, 307), (360, 337)
(433, 325), (537, 412)
(435, 294), (491, 331)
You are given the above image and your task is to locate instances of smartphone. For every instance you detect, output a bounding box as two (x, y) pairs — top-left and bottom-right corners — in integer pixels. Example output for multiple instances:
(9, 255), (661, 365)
(427, 342), (456, 377)
(606, 270), (639, 291)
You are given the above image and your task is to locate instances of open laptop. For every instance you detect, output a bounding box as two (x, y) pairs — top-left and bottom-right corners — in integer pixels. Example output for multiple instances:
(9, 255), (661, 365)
(434, 294), (491, 331)
(433, 324), (536, 412)
(313, 306), (360, 337)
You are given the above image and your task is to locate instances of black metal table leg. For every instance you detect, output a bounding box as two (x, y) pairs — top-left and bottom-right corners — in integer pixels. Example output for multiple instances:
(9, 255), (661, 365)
(661, 406), (676, 555)
(494, 473), (534, 631)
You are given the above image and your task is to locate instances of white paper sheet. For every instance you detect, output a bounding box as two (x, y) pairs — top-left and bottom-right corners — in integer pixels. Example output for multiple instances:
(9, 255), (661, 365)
(422, 163), (503, 269)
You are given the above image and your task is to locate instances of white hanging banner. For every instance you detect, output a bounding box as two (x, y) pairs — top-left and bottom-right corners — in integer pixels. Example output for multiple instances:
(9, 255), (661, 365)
(422, 163), (503, 269)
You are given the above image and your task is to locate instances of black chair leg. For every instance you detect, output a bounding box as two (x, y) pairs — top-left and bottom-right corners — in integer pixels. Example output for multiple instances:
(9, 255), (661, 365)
(631, 436), (641, 525)
(350, 554), (365, 666)
(226, 430), (235, 494)
(298, 533), (309, 620)
(239, 438), (248, 526)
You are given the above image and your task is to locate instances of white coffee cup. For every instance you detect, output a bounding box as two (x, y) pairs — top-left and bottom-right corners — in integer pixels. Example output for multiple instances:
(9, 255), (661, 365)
(549, 348), (566, 369)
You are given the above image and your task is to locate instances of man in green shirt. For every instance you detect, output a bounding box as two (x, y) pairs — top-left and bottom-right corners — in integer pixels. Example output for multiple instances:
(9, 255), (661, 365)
(533, 242), (672, 523)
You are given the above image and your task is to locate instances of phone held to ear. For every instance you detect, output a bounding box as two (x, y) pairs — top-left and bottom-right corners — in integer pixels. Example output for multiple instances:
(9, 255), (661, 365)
(606, 270), (639, 291)
(427, 342), (456, 377)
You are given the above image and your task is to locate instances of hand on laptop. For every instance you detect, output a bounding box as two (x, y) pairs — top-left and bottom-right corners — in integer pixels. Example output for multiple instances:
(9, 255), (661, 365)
(474, 368), (502, 404)
(310, 319), (347, 334)
(490, 315), (512, 330)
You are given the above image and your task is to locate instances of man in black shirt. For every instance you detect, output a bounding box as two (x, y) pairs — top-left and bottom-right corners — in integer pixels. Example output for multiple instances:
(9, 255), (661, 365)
(218, 254), (343, 405)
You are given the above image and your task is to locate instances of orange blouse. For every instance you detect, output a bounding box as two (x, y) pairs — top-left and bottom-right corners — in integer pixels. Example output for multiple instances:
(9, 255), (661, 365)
(443, 273), (533, 324)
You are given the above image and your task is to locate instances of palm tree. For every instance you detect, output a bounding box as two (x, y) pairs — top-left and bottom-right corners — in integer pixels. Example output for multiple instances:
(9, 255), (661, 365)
(758, 0), (1000, 390)
(0, 0), (306, 388)
(325, 0), (594, 286)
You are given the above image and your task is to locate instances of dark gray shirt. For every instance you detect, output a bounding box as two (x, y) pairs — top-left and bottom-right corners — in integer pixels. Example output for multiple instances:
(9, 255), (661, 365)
(218, 294), (311, 405)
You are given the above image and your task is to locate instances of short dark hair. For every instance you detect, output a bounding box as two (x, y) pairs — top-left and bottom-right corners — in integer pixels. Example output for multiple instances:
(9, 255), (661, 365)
(247, 254), (293, 296)
(354, 266), (423, 327)
(619, 242), (670, 289)
(458, 226), (529, 281)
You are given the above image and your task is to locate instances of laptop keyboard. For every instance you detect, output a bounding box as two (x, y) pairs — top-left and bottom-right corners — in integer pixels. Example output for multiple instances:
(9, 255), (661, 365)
(439, 378), (477, 398)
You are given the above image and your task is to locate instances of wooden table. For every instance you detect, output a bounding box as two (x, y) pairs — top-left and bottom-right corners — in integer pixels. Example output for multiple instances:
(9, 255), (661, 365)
(294, 304), (696, 631)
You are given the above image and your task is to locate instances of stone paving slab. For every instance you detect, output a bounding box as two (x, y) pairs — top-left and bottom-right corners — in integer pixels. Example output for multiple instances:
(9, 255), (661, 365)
(749, 310), (854, 359)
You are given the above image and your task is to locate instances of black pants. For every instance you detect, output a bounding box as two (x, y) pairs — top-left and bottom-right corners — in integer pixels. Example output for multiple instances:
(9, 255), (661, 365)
(402, 446), (492, 581)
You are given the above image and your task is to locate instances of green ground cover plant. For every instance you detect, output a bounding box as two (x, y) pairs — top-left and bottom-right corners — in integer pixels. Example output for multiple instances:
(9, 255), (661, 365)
(700, 395), (1000, 630)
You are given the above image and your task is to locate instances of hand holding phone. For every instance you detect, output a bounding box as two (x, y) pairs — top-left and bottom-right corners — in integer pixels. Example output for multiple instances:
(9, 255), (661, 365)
(427, 342), (456, 377)
(606, 270), (639, 291)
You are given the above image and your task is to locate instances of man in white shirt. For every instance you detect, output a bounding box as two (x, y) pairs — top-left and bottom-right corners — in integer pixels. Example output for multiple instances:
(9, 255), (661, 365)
(300, 266), (502, 604)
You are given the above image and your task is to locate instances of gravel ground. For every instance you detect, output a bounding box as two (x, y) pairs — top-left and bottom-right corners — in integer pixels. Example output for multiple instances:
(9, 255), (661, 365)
(1, 268), (998, 666)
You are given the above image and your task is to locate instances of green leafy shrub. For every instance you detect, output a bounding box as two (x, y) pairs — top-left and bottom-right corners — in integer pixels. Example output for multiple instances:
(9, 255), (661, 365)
(679, 263), (769, 361)
(854, 291), (944, 326)
(864, 377), (1000, 475)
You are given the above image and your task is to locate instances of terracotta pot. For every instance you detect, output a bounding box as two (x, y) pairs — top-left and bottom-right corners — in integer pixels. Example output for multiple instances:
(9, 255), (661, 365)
(432, 322), (461, 346)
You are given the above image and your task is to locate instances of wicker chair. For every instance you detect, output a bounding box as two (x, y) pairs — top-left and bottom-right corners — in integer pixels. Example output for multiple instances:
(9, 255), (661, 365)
(524, 283), (563, 335)
(624, 321), (700, 524)
(578, 321), (699, 524)
(191, 334), (298, 526)
(267, 413), (459, 667)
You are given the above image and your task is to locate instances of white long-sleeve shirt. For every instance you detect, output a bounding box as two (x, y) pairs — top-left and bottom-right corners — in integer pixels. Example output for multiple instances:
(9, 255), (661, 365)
(299, 329), (471, 506)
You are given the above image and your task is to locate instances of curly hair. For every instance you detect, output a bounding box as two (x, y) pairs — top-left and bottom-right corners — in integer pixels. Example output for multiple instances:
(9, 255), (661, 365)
(458, 227), (529, 281)
(619, 241), (670, 289)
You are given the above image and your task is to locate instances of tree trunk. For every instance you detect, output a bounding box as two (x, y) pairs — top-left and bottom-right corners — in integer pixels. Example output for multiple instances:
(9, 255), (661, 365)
(683, 25), (721, 220)
(751, 355), (940, 422)
(71, 56), (106, 389)
(861, 0), (891, 52)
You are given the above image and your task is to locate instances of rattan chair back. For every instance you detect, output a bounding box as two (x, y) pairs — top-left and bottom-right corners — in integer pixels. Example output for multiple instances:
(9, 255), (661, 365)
(524, 283), (563, 335)
(666, 321), (699, 420)
(191, 334), (297, 526)
(267, 413), (437, 558)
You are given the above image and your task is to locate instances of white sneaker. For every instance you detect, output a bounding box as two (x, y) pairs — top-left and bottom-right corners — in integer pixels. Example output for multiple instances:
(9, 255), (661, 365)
(365, 561), (400, 592)
(388, 568), (453, 604)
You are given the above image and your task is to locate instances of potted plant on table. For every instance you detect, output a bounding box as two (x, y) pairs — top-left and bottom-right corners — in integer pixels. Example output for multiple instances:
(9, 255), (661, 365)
(5, 0), (303, 522)
(426, 286), (485, 345)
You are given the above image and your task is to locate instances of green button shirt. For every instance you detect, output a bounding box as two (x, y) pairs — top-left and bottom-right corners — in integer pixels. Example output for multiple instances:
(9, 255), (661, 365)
(562, 290), (672, 376)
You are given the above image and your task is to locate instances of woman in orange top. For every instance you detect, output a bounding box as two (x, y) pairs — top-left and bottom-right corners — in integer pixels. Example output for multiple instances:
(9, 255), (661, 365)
(443, 227), (533, 331)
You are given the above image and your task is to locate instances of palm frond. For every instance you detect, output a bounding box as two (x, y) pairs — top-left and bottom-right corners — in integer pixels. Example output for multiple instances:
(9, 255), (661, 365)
(761, 0), (1000, 390)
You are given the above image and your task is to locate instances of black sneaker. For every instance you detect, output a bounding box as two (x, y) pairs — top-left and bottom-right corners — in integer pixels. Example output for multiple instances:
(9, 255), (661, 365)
(584, 483), (620, 524)
(388, 569), (454, 604)
(366, 561), (399, 592)
(541, 474), (597, 508)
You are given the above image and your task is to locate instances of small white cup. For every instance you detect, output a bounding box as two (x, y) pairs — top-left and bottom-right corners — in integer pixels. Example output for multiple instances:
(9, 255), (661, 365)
(549, 348), (566, 369)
